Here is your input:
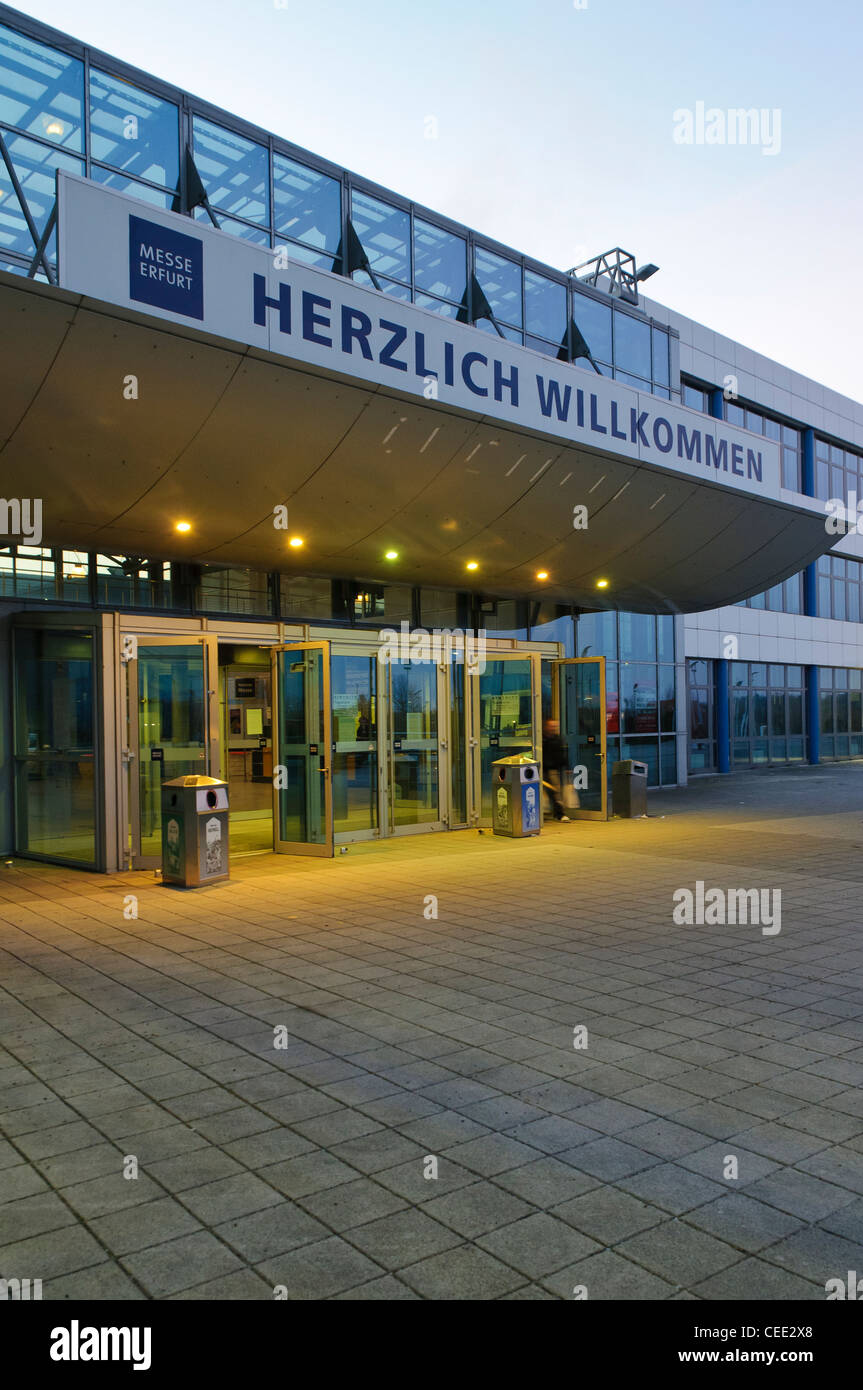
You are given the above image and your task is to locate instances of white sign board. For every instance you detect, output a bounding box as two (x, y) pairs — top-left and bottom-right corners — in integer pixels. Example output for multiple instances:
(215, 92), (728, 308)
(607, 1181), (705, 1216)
(56, 173), (780, 497)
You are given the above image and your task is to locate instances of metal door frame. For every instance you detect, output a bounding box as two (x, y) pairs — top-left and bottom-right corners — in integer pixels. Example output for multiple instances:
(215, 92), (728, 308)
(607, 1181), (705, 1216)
(468, 651), (542, 827)
(271, 640), (333, 858)
(127, 633), (219, 868)
(551, 655), (609, 821)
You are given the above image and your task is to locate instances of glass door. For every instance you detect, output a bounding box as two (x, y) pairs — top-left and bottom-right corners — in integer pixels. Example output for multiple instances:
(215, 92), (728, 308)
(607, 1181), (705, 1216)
(128, 636), (218, 867)
(380, 657), (443, 835)
(471, 653), (540, 825)
(552, 656), (608, 820)
(13, 625), (101, 868)
(271, 642), (333, 856)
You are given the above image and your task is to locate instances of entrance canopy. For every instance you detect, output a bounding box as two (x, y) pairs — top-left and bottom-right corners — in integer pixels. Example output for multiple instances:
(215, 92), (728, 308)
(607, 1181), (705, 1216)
(0, 180), (834, 613)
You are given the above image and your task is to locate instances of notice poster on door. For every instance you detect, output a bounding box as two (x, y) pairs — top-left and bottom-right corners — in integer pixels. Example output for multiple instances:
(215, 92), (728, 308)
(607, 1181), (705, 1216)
(245, 708), (263, 736)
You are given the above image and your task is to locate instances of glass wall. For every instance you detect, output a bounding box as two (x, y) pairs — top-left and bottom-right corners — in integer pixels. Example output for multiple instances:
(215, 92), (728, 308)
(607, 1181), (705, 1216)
(729, 661), (806, 766)
(738, 572), (803, 615)
(819, 668), (863, 760)
(816, 554), (863, 623)
(0, 12), (677, 390)
(13, 625), (99, 865)
(575, 610), (678, 786)
(814, 436), (863, 506)
(687, 658), (715, 772)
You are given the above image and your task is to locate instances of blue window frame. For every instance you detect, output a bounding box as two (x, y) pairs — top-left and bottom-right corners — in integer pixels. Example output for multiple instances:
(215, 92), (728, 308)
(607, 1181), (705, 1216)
(192, 115), (269, 226)
(89, 69), (179, 190)
(273, 152), (341, 258)
(0, 22), (83, 152)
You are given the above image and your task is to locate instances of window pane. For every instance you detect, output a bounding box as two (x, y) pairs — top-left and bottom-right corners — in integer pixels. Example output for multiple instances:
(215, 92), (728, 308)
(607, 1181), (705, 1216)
(89, 69), (178, 188)
(572, 292), (612, 363)
(197, 567), (271, 615)
(415, 292), (462, 319)
(273, 153), (340, 254)
(614, 311), (651, 379)
(619, 611), (655, 661)
(413, 218), (466, 303)
(351, 189), (409, 282)
(524, 270), (566, 344)
(474, 246), (522, 327)
(577, 610), (617, 659)
(0, 23), (83, 151)
(659, 666), (676, 732)
(91, 165), (173, 208)
(652, 326), (670, 385)
(683, 384), (706, 412)
(279, 575), (332, 621)
(621, 663), (657, 734)
(0, 132), (82, 257)
(192, 116), (269, 225)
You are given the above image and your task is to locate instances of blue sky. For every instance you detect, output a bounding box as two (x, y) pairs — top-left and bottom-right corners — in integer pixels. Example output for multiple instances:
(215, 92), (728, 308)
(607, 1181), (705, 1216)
(14, 0), (863, 400)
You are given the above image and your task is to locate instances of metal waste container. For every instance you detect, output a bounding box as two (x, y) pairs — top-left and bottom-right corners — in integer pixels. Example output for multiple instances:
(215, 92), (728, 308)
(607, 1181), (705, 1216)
(491, 754), (541, 837)
(161, 775), (229, 887)
(612, 759), (648, 818)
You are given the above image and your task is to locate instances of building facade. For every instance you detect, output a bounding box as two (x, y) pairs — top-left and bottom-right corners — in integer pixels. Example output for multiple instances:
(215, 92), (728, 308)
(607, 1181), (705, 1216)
(0, 3), (861, 872)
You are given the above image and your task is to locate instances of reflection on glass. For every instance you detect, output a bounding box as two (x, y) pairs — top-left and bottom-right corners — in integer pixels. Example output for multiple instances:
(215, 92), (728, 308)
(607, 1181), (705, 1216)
(273, 153), (341, 254)
(413, 218), (466, 303)
(572, 291), (612, 363)
(0, 132), (82, 256)
(137, 645), (206, 857)
(450, 663), (467, 826)
(0, 23), (84, 150)
(389, 661), (438, 827)
(479, 659), (533, 818)
(351, 189), (410, 282)
(332, 654), (377, 836)
(525, 270), (566, 344)
(614, 311), (651, 378)
(14, 627), (96, 864)
(89, 69), (178, 187)
(560, 661), (603, 812)
(192, 116), (269, 225)
(474, 246), (522, 328)
(276, 648), (327, 845)
(621, 662), (657, 734)
(577, 610), (617, 659)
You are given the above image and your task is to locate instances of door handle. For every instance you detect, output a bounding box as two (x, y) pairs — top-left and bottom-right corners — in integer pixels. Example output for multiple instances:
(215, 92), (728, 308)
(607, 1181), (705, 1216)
(318, 766), (330, 777)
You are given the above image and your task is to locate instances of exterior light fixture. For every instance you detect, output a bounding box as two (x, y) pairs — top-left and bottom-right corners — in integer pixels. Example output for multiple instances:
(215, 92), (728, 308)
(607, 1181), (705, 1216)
(288, 536), (304, 548)
(596, 578), (609, 589)
(466, 561), (479, 571)
(175, 521), (191, 533)
(384, 550), (399, 560)
(536, 570), (549, 580)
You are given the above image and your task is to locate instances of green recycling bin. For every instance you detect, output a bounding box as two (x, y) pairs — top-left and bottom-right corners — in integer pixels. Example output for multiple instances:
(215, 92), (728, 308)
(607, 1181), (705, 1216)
(491, 754), (542, 837)
(161, 775), (229, 887)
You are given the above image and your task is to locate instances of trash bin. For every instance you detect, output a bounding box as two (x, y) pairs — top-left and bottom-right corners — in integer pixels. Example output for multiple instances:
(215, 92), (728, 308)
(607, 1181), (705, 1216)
(161, 775), (229, 887)
(491, 754), (542, 837)
(612, 759), (648, 817)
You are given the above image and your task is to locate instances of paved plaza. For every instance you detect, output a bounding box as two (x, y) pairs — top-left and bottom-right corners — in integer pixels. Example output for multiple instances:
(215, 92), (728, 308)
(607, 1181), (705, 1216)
(2, 764), (863, 1300)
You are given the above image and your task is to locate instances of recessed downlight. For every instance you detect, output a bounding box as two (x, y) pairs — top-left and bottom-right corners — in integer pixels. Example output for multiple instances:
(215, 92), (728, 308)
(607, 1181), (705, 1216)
(596, 578), (609, 589)
(466, 560), (479, 571)
(288, 536), (304, 548)
(175, 520), (192, 533)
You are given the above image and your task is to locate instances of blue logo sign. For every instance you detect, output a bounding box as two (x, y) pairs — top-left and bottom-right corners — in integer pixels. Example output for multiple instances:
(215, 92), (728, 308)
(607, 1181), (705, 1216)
(129, 214), (203, 320)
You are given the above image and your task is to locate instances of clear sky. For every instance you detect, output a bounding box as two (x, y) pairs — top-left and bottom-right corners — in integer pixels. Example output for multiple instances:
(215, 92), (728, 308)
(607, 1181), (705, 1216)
(12, 0), (863, 401)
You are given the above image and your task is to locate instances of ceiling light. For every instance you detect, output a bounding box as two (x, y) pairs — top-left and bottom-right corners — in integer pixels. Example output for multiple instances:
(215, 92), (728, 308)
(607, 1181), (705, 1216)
(536, 570), (549, 581)
(44, 118), (64, 136)
(466, 561), (479, 571)
(596, 578), (609, 589)
(288, 536), (304, 548)
(384, 550), (399, 561)
(175, 520), (191, 533)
